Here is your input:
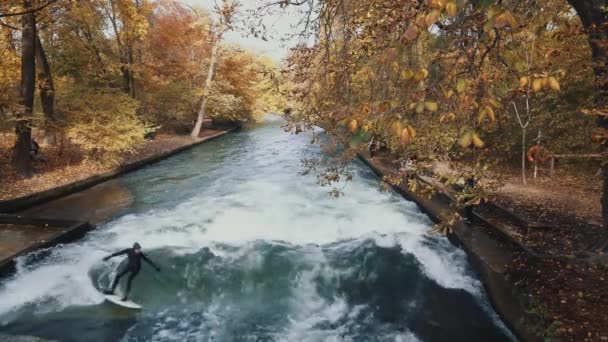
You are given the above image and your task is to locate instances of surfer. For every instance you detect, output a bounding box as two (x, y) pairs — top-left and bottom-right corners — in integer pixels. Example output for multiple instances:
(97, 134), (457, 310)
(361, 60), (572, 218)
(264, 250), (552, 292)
(102, 242), (161, 301)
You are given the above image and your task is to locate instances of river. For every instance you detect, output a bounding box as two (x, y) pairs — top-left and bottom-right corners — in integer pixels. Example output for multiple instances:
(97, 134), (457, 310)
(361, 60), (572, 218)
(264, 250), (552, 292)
(0, 117), (514, 341)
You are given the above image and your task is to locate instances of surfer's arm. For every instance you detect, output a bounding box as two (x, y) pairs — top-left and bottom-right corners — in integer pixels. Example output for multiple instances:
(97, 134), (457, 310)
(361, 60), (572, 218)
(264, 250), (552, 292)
(142, 253), (161, 271)
(103, 249), (129, 261)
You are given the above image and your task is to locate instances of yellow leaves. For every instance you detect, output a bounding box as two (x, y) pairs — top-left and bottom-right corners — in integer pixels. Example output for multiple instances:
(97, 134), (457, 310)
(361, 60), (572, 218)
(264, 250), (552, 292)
(410, 99), (438, 113)
(549, 77), (561, 91)
(403, 67), (429, 83)
(487, 106), (497, 122)
(477, 106), (496, 124)
(425, 9), (441, 26)
(459, 129), (485, 149)
(459, 130), (473, 148)
(532, 78), (543, 92)
(416, 102), (425, 113)
(446, 2), (457, 17)
(414, 68), (429, 81)
(401, 69), (415, 80)
(440, 112), (456, 123)
(442, 87), (454, 99)
(399, 125), (417, 145)
(348, 119), (359, 133)
(391, 121), (403, 136)
(428, 0), (446, 9)
(531, 77), (561, 92)
(408, 125), (417, 138)
(456, 78), (467, 93)
(415, 15), (428, 28)
(472, 134), (485, 148)
(424, 101), (439, 112)
(519, 76), (529, 88)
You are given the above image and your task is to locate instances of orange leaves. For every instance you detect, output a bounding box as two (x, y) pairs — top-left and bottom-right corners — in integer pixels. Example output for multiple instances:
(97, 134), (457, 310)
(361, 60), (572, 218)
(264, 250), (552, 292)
(485, 6), (518, 32)
(390, 119), (416, 145)
(378, 101), (391, 113)
(378, 48), (398, 64)
(399, 125), (417, 145)
(401, 24), (420, 43)
(493, 11), (517, 29)
(360, 103), (371, 115)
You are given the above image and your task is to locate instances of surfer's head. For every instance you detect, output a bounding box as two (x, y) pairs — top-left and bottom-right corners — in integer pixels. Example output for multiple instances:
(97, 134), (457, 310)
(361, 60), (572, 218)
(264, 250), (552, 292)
(133, 242), (141, 253)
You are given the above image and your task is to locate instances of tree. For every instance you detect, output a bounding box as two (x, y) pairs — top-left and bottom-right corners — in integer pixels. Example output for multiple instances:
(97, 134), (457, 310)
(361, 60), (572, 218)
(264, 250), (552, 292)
(12, 0), (36, 177)
(35, 35), (56, 145)
(191, 0), (238, 137)
(267, 0), (606, 231)
(567, 1), (608, 232)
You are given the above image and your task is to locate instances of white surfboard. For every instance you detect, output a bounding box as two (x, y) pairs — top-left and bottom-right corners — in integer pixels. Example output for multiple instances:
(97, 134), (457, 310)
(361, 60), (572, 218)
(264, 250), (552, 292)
(104, 294), (142, 309)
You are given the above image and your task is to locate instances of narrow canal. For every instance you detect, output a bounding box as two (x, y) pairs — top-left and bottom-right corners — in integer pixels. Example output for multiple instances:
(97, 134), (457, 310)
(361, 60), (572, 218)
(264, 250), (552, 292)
(0, 117), (514, 341)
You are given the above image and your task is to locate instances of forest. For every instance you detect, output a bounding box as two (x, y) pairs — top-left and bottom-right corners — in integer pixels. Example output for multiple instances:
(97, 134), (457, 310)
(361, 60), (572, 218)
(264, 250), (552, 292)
(0, 0), (286, 181)
(2, 0), (608, 339)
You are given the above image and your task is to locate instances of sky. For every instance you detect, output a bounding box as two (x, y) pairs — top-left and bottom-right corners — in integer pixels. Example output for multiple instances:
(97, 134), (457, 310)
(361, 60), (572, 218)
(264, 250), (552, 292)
(185, 0), (302, 62)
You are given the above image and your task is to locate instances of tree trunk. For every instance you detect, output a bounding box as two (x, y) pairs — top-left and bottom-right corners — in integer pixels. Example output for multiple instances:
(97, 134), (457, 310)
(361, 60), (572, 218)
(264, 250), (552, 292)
(568, 0), (608, 231)
(127, 42), (135, 98)
(522, 128), (527, 185)
(191, 41), (221, 137)
(35, 35), (56, 145)
(12, 6), (36, 177)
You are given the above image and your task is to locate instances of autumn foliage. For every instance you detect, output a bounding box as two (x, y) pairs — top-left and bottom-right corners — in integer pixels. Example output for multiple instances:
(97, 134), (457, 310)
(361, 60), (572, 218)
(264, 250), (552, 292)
(0, 0), (284, 166)
(283, 0), (599, 213)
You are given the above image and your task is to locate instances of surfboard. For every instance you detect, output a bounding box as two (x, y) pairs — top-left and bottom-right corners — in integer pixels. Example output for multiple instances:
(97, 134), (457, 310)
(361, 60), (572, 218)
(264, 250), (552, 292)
(104, 294), (142, 309)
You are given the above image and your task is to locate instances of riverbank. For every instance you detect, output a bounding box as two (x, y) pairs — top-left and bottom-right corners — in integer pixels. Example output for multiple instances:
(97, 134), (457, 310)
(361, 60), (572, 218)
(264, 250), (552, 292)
(0, 119), (513, 342)
(358, 152), (608, 341)
(0, 127), (237, 213)
(0, 127), (237, 278)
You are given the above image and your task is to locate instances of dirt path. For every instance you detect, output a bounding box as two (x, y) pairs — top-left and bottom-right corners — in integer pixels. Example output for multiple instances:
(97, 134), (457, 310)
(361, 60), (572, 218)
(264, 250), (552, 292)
(0, 129), (226, 202)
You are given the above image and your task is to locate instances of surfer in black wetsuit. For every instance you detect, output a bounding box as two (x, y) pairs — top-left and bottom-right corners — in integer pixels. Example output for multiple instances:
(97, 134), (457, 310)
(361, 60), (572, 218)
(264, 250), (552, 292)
(102, 242), (161, 301)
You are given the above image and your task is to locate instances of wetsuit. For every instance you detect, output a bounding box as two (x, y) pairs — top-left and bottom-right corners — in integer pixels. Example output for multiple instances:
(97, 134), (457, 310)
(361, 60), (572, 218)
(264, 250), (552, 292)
(104, 247), (160, 299)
